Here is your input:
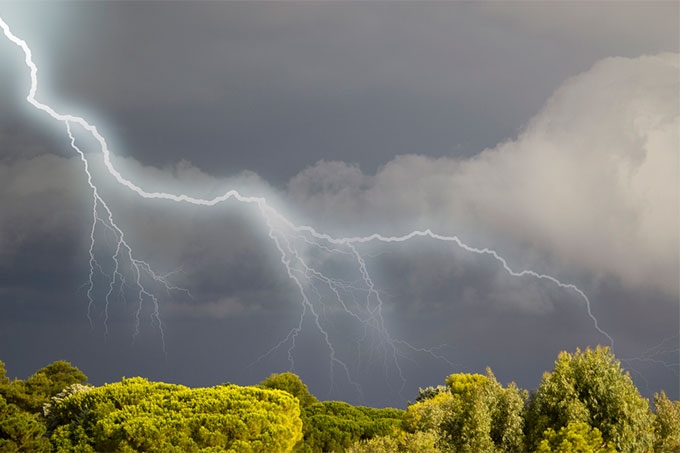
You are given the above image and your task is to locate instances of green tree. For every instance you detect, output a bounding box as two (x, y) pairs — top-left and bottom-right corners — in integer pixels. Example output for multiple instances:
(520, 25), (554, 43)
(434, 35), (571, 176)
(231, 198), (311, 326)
(536, 421), (616, 453)
(525, 346), (653, 452)
(403, 369), (525, 452)
(48, 377), (303, 452)
(1, 360), (87, 414)
(403, 391), (454, 435)
(297, 400), (404, 452)
(440, 369), (525, 452)
(0, 394), (50, 452)
(259, 372), (318, 408)
(348, 429), (440, 453)
(653, 390), (680, 452)
(0, 361), (8, 385)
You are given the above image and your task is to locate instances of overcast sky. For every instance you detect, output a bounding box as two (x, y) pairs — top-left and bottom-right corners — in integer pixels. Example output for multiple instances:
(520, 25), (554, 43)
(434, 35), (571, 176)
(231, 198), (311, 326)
(0, 2), (678, 407)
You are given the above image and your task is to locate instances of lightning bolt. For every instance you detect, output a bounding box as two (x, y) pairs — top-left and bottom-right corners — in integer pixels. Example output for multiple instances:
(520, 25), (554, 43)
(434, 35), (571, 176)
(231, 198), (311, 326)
(1, 16), (615, 398)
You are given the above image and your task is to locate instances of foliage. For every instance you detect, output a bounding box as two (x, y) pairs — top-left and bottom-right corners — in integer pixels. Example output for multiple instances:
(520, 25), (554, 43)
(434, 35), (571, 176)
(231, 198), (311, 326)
(403, 369), (525, 452)
(525, 346), (654, 452)
(296, 400), (404, 452)
(1, 347), (677, 453)
(0, 394), (51, 452)
(259, 372), (318, 408)
(48, 377), (303, 452)
(0, 360), (87, 414)
(536, 421), (615, 453)
(441, 370), (525, 452)
(404, 391), (454, 435)
(43, 383), (95, 433)
(414, 385), (449, 403)
(653, 390), (680, 452)
(348, 429), (440, 452)
(0, 361), (8, 386)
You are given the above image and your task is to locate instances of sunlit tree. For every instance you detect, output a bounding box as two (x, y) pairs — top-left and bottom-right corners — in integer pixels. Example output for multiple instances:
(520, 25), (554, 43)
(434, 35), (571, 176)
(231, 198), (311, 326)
(536, 421), (615, 453)
(653, 390), (680, 452)
(48, 377), (303, 452)
(525, 346), (653, 452)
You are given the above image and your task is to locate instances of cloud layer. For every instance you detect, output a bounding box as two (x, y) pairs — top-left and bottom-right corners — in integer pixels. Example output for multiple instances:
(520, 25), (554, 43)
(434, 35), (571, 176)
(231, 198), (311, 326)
(288, 54), (679, 297)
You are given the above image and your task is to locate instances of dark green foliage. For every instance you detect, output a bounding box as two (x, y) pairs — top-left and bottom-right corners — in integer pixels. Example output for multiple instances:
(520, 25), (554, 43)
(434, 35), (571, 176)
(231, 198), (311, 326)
(0, 360), (87, 414)
(297, 401), (404, 452)
(48, 377), (303, 452)
(259, 372), (318, 408)
(525, 346), (654, 452)
(0, 394), (50, 452)
(0, 361), (8, 385)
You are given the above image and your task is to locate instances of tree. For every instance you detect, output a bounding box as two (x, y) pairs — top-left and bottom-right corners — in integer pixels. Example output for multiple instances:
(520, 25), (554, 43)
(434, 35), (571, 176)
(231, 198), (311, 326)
(348, 429), (440, 453)
(0, 361), (8, 385)
(403, 369), (525, 452)
(525, 346), (653, 452)
(259, 372), (318, 408)
(404, 391), (454, 435)
(297, 400), (404, 452)
(536, 421), (616, 453)
(0, 360), (87, 414)
(0, 394), (50, 452)
(653, 391), (680, 452)
(48, 377), (303, 452)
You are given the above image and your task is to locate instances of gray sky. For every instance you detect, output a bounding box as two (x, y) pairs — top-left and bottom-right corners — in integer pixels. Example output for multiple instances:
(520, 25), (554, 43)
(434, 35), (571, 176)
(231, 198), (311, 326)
(0, 2), (678, 407)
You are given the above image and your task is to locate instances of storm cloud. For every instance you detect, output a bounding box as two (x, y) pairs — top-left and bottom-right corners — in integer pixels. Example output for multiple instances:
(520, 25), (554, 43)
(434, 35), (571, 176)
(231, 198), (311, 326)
(0, 2), (677, 406)
(288, 53), (679, 297)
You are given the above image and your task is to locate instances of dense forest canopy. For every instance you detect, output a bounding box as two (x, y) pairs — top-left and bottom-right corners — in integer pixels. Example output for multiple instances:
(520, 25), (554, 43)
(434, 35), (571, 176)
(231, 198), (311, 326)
(1, 346), (678, 452)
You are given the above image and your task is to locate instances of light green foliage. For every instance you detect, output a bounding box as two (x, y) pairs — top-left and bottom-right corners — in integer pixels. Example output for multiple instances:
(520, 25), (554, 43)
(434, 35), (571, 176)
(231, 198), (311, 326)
(348, 429), (440, 452)
(43, 382), (94, 432)
(490, 380), (526, 451)
(0, 360), (87, 414)
(653, 391), (680, 452)
(526, 346), (653, 452)
(436, 369), (526, 452)
(347, 433), (400, 453)
(0, 394), (50, 452)
(404, 391), (454, 434)
(440, 372), (495, 452)
(48, 377), (303, 452)
(403, 369), (525, 452)
(259, 372), (318, 408)
(536, 421), (616, 453)
(297, 400), (404, 452)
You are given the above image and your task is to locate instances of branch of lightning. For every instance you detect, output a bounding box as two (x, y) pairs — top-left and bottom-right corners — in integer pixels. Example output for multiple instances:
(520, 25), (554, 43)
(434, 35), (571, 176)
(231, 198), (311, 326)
(0, 17), (614, 395)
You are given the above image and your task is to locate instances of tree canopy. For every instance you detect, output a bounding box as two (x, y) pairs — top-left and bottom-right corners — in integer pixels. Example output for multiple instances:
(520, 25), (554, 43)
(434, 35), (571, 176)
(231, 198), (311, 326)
(525, 346), (654, 452)
(0, 347), (676, 452)
(48, 377), (302, 452)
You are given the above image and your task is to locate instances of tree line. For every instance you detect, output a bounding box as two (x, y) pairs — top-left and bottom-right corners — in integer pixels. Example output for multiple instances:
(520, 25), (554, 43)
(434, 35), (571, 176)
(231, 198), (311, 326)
(1, 346), (678, 452)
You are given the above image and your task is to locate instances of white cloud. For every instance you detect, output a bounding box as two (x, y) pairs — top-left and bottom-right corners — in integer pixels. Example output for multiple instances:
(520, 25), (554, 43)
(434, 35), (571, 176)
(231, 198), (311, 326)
(288, 54), (679, 297)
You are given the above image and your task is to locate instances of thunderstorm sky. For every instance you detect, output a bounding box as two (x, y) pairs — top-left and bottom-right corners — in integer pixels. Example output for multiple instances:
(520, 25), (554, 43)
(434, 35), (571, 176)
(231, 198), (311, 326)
(0, 2), (678, 407)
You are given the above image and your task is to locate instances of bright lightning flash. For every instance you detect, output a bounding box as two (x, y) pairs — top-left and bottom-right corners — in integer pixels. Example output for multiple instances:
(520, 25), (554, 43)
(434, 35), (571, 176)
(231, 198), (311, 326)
(0, 17), (614, 398)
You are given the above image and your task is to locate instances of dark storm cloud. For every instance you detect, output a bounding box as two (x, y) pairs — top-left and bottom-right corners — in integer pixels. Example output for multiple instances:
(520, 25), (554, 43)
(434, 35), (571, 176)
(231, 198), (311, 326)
(0, 2), (678, 406)
(2, 2), (677, 184)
